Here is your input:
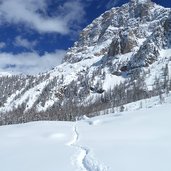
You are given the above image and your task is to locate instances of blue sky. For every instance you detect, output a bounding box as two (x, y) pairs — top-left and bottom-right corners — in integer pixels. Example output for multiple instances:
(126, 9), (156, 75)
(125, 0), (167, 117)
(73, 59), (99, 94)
(0, 0), (170, 75)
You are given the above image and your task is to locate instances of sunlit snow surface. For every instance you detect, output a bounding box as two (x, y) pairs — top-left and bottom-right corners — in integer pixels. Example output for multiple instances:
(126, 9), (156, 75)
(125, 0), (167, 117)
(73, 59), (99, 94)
(0, 99), (171, 171)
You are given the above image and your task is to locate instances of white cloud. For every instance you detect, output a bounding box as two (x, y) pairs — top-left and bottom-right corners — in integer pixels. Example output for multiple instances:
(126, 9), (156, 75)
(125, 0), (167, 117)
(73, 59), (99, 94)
(14, 36), (37, 50)
(106, 0), (120, 9)
(0, 42), (6, 48)
(0, 0), (85, 75)
(0, 0), (85, 34)
(0, 0), (86, 75)
(58, 1), (85, 24)
(0, 50), (66, 75)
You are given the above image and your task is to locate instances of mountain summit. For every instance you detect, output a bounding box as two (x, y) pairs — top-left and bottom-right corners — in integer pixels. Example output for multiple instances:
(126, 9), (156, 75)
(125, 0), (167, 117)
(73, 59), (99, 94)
(0, 1), (171, 125)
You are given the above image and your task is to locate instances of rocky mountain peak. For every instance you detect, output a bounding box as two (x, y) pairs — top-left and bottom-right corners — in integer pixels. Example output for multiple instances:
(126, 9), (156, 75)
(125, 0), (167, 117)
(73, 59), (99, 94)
(63, 0), (168, 63)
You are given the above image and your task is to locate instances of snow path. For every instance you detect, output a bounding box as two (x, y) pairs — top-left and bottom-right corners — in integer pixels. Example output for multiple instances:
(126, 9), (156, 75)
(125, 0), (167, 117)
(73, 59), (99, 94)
(67, 122), (108, 171)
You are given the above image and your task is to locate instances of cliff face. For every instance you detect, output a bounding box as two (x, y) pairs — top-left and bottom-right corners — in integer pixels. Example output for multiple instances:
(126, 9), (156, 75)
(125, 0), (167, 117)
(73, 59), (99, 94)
(64, 0), (168, 62)
(0, 0), (171, 124)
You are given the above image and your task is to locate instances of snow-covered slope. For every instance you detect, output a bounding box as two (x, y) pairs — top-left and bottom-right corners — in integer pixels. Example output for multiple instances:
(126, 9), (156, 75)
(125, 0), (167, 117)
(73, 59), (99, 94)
(0, 0), (171, 124)
(0, 71), (11, 77)
(77, 102), (171, 171)
(0, 96), (171, 171)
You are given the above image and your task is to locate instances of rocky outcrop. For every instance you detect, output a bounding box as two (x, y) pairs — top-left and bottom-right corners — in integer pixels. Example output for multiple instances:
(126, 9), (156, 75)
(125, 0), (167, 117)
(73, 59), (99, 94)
(108, 30), (138, 56)
(63, 0), (170, 64)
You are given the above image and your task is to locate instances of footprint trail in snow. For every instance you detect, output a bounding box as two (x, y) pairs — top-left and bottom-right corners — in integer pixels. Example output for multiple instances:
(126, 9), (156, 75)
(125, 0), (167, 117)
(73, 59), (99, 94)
(67, 122), (108, 171)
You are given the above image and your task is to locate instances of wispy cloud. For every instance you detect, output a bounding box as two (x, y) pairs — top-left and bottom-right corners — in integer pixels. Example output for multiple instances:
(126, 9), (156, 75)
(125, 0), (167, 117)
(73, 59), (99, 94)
(0, 50), (66, 75)
(106, 0), (121, 9)
(0, 0), (85, 34)
(14, 36), (37, 50)
(0, 0), (85, 75)
(0, 42), (6, 49)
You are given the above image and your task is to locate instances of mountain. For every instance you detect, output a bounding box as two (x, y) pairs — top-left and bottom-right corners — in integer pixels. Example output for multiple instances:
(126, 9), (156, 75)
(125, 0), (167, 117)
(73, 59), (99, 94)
(0, 0), (171, 125)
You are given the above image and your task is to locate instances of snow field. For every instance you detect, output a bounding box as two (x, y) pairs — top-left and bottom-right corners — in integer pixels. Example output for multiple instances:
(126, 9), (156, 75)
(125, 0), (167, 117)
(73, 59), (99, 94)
(0, 97), (171, 171)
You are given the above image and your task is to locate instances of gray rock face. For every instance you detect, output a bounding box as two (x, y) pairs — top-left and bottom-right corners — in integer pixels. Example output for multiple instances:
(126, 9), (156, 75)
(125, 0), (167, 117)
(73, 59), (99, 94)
(63, 0), (170, 64)
(108, 30), (138, 56)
